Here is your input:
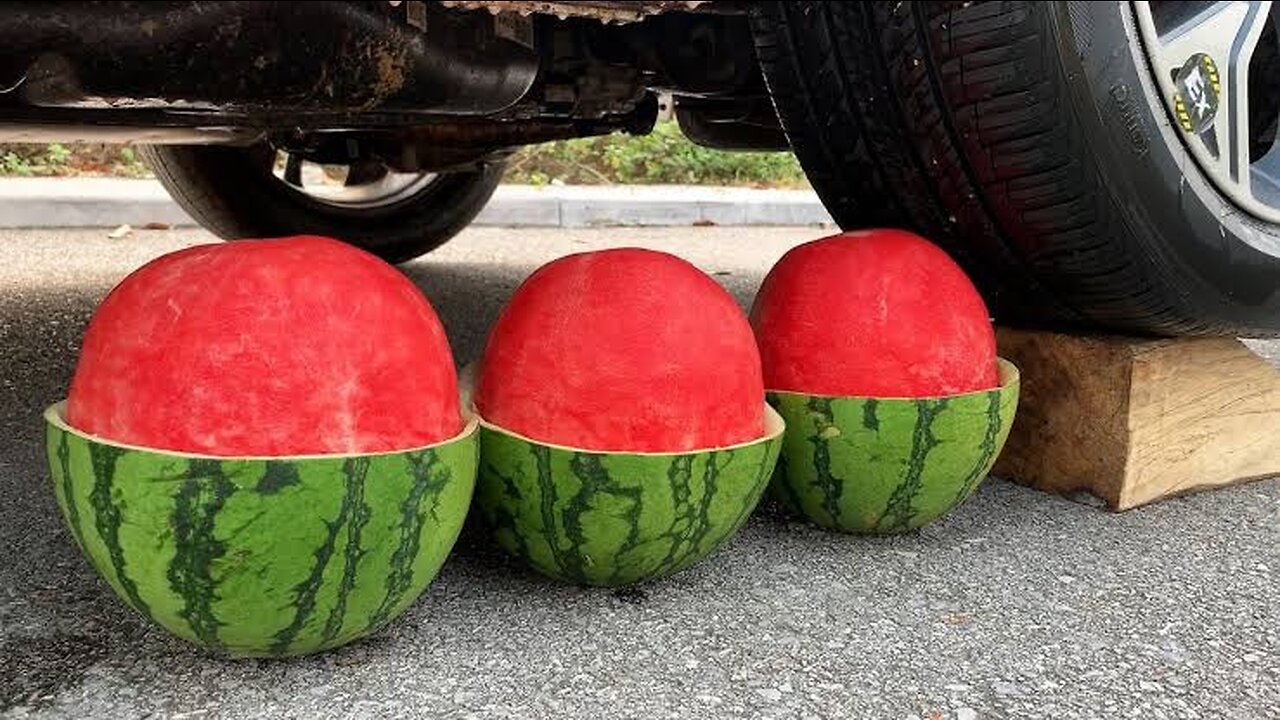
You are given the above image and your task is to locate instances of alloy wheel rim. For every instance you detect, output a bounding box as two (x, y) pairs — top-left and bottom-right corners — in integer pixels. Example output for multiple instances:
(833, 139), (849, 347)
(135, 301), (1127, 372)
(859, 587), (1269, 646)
(1135, 1), (1280, 223)
(270, 150), (439, 210)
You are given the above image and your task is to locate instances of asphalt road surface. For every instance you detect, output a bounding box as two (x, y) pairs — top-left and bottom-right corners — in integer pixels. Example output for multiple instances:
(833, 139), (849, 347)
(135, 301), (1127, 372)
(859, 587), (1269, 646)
(1, 227), (1277, 719)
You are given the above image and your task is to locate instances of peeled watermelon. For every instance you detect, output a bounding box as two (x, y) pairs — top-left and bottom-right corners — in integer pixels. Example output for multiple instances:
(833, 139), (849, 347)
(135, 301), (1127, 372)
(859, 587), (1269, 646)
(67, 235), (461, 456)
(475, 248), (764, 452)
(750, 229), (998, 398)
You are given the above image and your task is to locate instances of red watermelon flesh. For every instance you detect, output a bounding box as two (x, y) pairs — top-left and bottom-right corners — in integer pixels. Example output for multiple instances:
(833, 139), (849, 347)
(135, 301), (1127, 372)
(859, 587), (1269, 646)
(475, 248), (765, 452)
(751, 229), (999, 398)
(67, 235), (462, 456)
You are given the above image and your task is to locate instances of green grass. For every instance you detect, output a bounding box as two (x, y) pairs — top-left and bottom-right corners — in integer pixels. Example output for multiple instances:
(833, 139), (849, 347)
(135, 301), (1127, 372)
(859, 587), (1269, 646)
(0, 122), (807, 187)
(504, 122), (807, 188)
(0, 143), (150, 178)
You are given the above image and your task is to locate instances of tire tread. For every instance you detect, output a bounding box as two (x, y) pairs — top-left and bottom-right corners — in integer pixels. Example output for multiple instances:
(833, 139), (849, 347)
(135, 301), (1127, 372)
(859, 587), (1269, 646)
(751, 0), (1246, 334)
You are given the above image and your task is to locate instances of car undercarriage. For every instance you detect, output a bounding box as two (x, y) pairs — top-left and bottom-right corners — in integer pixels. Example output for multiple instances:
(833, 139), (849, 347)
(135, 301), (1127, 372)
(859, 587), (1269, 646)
(0, 2), (779, 165)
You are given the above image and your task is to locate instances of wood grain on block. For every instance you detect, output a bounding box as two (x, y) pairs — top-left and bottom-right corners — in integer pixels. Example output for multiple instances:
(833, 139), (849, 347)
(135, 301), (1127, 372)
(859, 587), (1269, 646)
(993, 329), (1280, 510)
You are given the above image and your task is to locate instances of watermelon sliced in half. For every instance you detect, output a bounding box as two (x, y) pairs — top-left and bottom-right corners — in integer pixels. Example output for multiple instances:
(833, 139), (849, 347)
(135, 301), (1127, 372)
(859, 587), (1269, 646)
(470, 248), (779, 586)
(45, 402), (478, 657)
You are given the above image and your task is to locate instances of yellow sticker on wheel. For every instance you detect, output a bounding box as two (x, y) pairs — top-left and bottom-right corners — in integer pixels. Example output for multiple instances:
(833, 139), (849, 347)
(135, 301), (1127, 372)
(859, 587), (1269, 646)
(1173, 53), (1220, 135)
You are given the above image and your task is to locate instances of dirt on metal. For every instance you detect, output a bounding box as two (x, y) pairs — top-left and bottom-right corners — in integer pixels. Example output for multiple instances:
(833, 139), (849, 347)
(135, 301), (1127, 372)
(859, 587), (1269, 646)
(436, 1), (709, 23)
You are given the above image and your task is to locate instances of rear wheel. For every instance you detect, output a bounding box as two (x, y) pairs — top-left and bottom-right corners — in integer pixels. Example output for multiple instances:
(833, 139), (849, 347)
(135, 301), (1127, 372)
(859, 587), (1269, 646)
(141, 143), (504, 263)
(751, 1), (1280, 336)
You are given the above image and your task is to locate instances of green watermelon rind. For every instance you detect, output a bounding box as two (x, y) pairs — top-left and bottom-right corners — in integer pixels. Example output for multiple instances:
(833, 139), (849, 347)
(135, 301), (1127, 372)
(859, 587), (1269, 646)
(767, 358), (1020, 534)
(474, 404), (784, 587)
(44, 401), (479, 658)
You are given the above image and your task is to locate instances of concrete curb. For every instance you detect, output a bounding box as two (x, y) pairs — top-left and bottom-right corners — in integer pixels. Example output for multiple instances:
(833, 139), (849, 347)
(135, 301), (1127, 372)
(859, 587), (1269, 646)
(0, 178), (834, 229)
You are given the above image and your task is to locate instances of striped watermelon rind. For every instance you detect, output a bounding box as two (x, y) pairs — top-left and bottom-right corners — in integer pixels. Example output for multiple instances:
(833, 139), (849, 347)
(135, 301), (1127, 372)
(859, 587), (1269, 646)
(768, 358), (1019, 534)
(44, 401), (479, 657)
(474, 404), (784, 587)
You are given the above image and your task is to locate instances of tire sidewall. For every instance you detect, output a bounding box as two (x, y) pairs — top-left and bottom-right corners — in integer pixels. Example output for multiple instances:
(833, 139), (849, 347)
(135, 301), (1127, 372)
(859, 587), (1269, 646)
(235, 152), (503, 262)
(145, 144), (503, 263)
(1049, 1), (1280, 319)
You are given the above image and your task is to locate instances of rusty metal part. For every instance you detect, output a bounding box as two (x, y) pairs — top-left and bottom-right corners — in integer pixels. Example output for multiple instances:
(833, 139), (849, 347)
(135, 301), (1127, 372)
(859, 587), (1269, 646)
(403, 104), (657, 147)
(437, 1), (713, 23)
(282, 93), (658, 172)
(0, 2), (538, 116)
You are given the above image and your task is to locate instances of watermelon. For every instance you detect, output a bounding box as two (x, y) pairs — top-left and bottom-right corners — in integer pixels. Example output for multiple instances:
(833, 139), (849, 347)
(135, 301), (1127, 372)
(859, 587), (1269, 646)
(751, 229), (999, 398)
(475, 404), (784, 586)
(45, 402), (478, 657)
(474, 248), (764, 453)
(67, 235), (461, 457)
(767, 359), (1019, 533)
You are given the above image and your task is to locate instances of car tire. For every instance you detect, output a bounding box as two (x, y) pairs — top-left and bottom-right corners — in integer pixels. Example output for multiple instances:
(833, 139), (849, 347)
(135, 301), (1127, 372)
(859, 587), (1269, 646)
(140, 143), (504, 264)
(751, 1), (1280, 336)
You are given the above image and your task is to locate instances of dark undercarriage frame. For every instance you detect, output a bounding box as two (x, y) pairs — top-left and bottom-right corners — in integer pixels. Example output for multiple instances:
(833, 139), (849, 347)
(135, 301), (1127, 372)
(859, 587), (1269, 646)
(0, 1), (785, 172)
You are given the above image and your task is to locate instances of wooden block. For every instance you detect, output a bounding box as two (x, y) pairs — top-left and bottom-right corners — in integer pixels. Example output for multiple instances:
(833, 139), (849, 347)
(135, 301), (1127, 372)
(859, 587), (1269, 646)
(993, 329), (1280, 510)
